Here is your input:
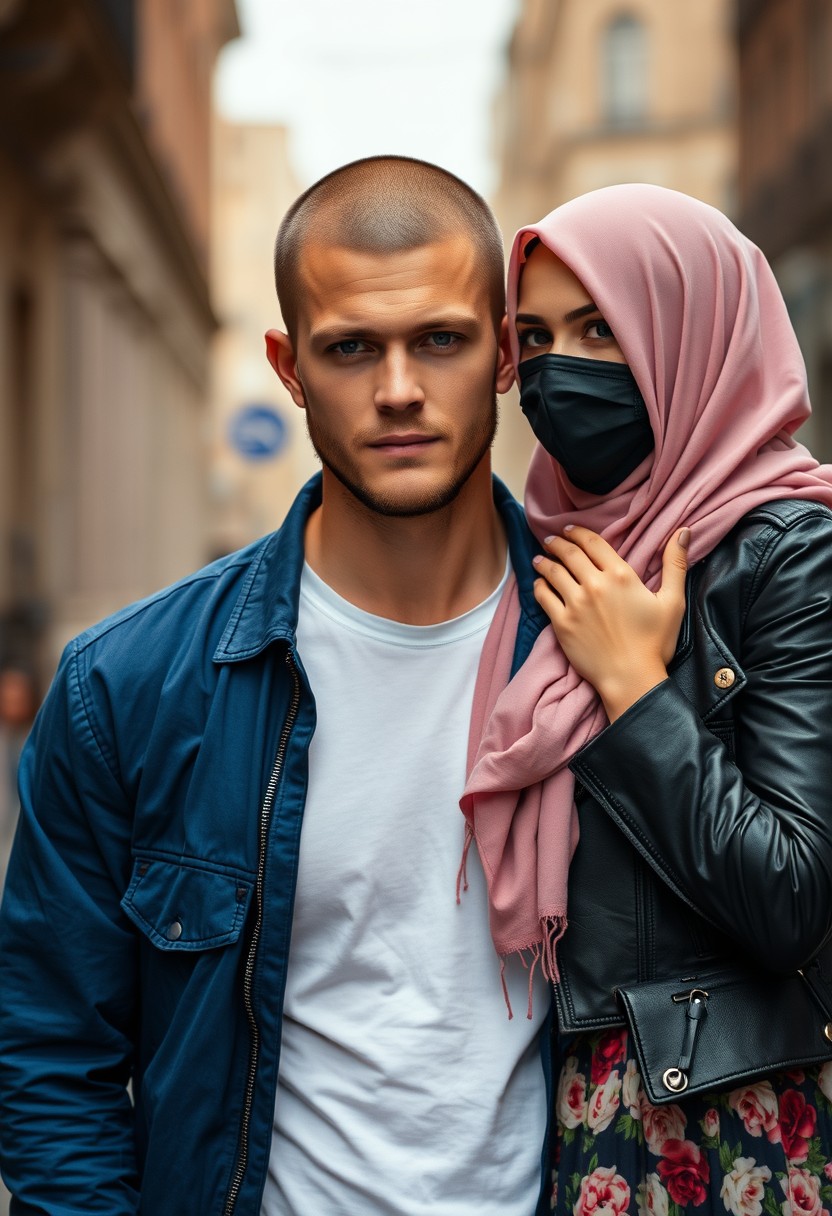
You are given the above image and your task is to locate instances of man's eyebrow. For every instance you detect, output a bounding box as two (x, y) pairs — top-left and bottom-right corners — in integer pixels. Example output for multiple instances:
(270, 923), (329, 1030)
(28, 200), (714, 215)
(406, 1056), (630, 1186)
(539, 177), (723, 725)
(515, 303), (600, 326)
(310, 313), (483, 344)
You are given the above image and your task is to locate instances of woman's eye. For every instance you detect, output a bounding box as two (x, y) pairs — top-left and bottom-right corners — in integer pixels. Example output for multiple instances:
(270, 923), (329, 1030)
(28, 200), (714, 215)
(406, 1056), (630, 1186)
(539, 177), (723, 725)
(518, 328), (551, 348)
(586, 320), (615, 341)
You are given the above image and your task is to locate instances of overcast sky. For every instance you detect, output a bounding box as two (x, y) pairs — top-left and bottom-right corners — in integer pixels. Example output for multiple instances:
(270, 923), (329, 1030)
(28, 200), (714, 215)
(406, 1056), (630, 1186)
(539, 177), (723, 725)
(215, 0), (520, 195)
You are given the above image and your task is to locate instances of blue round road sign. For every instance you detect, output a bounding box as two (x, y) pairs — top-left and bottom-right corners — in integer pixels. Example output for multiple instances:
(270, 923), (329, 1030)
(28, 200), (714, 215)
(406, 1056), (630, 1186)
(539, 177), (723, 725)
(229, 404), (288, 461)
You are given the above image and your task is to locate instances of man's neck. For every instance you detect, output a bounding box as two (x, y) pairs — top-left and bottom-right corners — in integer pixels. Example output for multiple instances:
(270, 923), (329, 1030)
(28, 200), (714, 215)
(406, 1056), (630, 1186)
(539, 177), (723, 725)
(304, 462), (507, 625)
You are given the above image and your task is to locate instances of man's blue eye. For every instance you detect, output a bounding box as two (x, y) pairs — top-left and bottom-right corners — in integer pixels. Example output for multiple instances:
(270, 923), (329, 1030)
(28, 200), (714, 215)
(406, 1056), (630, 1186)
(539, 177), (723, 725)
(428, 333), (456, 347)
(335, 340), (365, 355)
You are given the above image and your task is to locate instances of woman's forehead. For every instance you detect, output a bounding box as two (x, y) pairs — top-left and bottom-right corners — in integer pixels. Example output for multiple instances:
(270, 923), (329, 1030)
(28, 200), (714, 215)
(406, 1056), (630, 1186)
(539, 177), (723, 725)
(517, 244), (594, 311)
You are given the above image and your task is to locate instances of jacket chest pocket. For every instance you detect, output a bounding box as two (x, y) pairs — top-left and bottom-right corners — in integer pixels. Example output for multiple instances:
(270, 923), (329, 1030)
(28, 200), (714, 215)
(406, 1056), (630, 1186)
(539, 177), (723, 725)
(121, 857), (254, 951)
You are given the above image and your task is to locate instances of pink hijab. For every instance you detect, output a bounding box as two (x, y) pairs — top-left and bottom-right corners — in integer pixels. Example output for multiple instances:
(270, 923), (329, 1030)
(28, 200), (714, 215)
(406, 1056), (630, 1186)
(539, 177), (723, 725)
(460, 184), (832, 1001)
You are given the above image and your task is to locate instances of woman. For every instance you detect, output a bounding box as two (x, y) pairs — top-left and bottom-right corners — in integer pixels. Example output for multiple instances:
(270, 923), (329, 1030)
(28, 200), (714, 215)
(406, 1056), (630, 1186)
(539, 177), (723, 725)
(461, 185), (832, 1213)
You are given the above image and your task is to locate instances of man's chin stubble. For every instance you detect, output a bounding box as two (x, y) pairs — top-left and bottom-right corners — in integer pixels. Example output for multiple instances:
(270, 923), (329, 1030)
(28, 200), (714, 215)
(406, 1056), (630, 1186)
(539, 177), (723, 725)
(325, 466), (475, 518)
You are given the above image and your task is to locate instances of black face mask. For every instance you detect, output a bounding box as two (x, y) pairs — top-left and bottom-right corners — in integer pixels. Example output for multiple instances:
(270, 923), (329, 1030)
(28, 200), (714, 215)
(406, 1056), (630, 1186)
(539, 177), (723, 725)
(518, 353), (655, 495)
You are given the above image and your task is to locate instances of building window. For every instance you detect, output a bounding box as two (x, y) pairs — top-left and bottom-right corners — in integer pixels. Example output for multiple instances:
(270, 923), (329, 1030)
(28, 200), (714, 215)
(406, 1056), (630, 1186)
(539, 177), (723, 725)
(603, 14), (648, 127)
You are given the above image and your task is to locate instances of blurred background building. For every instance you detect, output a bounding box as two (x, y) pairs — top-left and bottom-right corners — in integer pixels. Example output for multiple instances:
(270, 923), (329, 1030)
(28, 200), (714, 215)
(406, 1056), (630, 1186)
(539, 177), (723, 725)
(737, 0), (832, 461)
(492, 0), (736, 235)
(0, 0), (238, 689)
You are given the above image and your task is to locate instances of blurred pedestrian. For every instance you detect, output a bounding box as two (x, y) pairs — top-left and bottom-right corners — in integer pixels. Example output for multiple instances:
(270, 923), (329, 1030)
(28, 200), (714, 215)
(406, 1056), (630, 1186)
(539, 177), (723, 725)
(465, 182), (832, 1213)
(0, 666), (35, 893)
(0, 157), (555, 1214)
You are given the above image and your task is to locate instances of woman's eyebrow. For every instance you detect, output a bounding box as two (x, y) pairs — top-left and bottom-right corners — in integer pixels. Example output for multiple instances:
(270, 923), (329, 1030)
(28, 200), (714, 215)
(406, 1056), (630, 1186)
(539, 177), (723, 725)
(515, 303), (600, 325)
(564, 302), (600, 323)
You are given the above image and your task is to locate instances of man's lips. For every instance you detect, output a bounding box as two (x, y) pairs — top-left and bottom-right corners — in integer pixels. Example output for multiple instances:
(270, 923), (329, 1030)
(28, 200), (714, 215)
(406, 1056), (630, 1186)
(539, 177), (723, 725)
(367, 433), (440, 452)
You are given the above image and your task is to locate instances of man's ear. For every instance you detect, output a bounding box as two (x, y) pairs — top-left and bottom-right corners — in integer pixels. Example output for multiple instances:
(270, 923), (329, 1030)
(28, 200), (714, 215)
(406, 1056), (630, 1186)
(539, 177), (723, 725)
(265, 329), (307, 408)
(495, 315), (515, 395)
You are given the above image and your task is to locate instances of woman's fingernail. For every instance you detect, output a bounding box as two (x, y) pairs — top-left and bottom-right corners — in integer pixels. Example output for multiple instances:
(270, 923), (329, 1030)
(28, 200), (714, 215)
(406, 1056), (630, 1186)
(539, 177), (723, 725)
(678, 527), (691, 550)
(543, 535), (555, 546)
(563, 524), (575, 532)
(532, 555), (543, 565)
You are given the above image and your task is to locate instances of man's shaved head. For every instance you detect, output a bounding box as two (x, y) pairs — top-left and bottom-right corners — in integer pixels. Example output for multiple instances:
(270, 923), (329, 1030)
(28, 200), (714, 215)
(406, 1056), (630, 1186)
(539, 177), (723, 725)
(274, 155), (506, 340)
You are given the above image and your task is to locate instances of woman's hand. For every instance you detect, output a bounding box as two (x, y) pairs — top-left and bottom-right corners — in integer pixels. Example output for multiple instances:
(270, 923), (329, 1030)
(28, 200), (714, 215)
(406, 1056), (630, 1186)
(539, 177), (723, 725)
(532, 525), (690, 721)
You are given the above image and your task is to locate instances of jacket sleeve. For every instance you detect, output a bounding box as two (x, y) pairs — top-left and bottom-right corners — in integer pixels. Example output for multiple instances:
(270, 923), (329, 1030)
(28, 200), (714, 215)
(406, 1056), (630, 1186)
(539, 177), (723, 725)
(569, 512), (832, 974)
(0, 640), (140, 1214)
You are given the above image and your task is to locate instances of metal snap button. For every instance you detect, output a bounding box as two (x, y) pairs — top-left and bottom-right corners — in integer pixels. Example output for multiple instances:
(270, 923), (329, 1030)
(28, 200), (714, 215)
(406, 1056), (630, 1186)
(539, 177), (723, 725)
(137, 862), (149, 877)
(166, 920), (183, 942)
(662, 1067), (689, 1093)
(235, 886), (247, 902)
(824, 1022), (832, 1043)
(714, 667), (735, 689)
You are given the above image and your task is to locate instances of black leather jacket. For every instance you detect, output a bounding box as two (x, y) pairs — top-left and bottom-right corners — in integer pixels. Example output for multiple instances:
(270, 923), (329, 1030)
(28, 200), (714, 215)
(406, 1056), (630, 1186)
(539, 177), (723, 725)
(556, 498), (832, 1032)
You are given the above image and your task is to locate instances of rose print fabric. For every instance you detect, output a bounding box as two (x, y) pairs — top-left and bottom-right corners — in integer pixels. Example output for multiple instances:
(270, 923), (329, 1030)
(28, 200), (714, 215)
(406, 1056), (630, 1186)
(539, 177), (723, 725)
(552, 1031), (832, 1215)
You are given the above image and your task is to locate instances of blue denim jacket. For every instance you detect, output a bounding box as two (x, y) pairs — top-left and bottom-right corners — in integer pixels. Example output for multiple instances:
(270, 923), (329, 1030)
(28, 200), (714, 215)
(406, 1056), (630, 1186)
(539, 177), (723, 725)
(0, 474), (551, 1215)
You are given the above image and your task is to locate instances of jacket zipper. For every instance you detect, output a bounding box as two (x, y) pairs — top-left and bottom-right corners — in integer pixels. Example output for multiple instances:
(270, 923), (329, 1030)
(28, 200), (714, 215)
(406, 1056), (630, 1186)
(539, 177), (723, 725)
(224, 647), (301, 1215)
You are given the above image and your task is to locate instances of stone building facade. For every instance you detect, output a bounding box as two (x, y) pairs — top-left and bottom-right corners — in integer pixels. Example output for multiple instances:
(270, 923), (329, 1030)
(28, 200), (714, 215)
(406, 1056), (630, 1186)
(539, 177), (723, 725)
(0, 0), (238, 684)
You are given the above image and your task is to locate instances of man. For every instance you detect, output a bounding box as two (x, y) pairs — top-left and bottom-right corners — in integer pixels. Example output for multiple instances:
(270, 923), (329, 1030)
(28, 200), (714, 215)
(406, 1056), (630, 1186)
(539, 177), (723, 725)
(0, 157), (551, 1214)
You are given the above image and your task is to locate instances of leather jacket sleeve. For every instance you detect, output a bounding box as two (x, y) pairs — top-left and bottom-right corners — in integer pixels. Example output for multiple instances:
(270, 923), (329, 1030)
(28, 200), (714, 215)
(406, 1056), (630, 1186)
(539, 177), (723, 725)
(570, 511), (832, 974)
(0, 641), (140, 1214)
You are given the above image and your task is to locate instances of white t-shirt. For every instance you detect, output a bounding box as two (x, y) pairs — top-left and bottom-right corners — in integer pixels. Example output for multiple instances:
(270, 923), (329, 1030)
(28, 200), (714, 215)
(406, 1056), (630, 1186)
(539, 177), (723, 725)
(261, 561), (548, 1216)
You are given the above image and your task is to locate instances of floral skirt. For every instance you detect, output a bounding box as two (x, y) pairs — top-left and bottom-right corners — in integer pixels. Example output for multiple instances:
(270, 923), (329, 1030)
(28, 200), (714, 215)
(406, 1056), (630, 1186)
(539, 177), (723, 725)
(552, 1030), (832, 1215)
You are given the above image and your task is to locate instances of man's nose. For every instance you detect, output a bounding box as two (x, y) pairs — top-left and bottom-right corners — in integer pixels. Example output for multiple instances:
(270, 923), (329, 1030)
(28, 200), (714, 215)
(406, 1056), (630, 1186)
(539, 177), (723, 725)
(374, 349), (424, 411)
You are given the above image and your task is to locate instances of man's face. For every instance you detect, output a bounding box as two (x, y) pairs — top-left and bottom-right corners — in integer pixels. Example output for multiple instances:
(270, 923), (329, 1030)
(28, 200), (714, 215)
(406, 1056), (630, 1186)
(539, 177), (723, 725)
(266, 235), (513, 517)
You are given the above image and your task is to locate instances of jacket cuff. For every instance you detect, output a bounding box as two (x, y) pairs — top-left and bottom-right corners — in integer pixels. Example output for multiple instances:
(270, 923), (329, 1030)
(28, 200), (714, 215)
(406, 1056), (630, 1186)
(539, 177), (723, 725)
(570, 676), (675, 777)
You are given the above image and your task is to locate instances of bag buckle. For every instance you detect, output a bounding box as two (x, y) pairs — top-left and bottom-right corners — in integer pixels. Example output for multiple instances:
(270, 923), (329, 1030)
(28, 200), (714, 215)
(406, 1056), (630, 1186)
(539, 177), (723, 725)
(662, 988), (708, 1094)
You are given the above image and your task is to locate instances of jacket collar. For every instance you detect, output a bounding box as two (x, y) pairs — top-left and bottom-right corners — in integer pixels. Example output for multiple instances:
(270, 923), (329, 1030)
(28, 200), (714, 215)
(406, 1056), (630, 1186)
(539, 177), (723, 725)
(214, 472), (547, 665)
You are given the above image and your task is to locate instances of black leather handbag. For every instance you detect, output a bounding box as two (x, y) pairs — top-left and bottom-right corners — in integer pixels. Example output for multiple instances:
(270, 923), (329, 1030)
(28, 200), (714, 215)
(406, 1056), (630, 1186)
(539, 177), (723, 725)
(616, 951), (832, 1105)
